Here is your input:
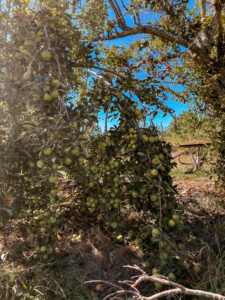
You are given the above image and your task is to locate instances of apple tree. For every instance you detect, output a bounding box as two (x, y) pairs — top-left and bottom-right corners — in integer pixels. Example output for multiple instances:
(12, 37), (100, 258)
(0, 0), (185, 282)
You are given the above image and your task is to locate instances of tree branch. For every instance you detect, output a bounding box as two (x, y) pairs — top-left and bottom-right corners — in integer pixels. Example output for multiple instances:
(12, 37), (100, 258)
(87, 69), (113, 88)
(214, 0), (224, 62)
(108, 0), (127, 30)
(200, 0), (207, 20)
(73, 64), (125, 79)
(93, 26), (208, 59)
(130, 53), (180, 69)
(86, 265), (225, 300)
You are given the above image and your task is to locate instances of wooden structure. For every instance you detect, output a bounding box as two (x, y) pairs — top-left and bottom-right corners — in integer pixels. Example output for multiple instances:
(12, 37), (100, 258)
(178, 139), (211, 172)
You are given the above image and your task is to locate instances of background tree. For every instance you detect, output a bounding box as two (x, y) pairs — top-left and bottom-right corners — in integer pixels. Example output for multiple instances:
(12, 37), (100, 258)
(73, 0), (225, 185)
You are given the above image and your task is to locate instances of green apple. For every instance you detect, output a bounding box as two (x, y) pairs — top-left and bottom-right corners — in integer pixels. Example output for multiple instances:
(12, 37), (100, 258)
(23, 71), (31, 81)
(168, 272), (176, 281)
(29, 161), (35, 168)
(71, 147), (80, 156)
(52, 163), (59, 170)
(150, 194), (158, 202)
(41, 50), (51, 60)
(72, 122), (78, 129)
(149, 169), (158, 177)
(110, 221), (118, 229)
(40, 227), (46, 233)
(152, 228), (160, 238)
(152, 268), (159, 275)
(64, 157), (72, 165)
(51, 90), (59, 99)
(154, 282), (163, 291)
(49, 176), (58, 183)
(161, 251), (168, 260)
(52, 79), (61, 88)
(37, 160), (45, 168)
(193, 266), (201, 274)
(131, 191), (138, 198)
(40, 246), (47, 253)
(172, 214), (180, 222)
(89, 181), (94, 188)
(44, 93), (52, 101)
(168, 219), (176, 227)
(43, 147), (52, 155)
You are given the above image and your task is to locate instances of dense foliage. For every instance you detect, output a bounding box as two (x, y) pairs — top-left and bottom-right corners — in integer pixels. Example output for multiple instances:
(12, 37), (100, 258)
(0, 1), (184, 286)
(0, 2), (224, 297)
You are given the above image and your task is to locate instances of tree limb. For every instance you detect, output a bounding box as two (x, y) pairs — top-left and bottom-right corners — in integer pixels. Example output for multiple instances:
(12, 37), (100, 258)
(87, 69), (113, 88)
(73, 64), (125, 79)
(86, 265), (225, 300)
(130, 53), (180, 69)
(214, 0), (224, 62)
(108, 0), (127, 30)
(200, 0), (207, 20)
(93, 26), (208, 60)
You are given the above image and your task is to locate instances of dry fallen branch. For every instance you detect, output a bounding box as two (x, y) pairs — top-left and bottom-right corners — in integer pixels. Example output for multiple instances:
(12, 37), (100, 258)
(85, 265), (225, 300)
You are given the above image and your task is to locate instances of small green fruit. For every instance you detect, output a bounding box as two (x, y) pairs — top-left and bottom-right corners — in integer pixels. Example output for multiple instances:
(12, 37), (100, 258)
(149, 169), (158, 177)
(89, 182), (94, 188)
(172, 214), (180, 222)
(154, 282), (163, 291)
(37, 160), (45, 168)
(193, 266), (201, 274)
(142, 261), (150, 268)
(44, 93), (52, 101)
(51, 90), (59, 99)
(150, 194), (158, 202)
(168, 219), (176, 227)
(131, 191), (138, 198)
(43, 147), (52, 156)
(23, 71), (31, 81)
(152, 228), (160, 238)
(52, 79), (61, 88)
(71, 148), (80, 156)
(64, 157), (72, 165)
(72, 122), (78, 129)
(152, 268), (159, 275)
(40, 246), (47, 253)
(168, 272), (176, 281)
(110, 221), (118, 229)
(40, 227), (46, 233)
(52, 163), (59, 170)
(29, 161), (35, 168)
(41, 50), (51, 61)
(161, 251), (168, 260)
(49, 176), (58, 183)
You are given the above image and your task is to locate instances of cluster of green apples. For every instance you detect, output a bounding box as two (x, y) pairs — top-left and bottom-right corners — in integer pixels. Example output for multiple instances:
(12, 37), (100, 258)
(0, 2), (181, 270)
(0, 4), (92, 260)
(86, 124), (177, 224)
(29, 205), (61, 261)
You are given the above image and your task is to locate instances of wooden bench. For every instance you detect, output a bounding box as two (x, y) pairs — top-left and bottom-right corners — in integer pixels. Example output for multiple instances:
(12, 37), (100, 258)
(179, 139), (211, 172)
(171, 149), (192, 166)
(171, 150), (186, 159)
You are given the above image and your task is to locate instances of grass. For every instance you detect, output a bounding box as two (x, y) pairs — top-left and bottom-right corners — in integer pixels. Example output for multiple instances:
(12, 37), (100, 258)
(170, 168), (211, 179)
(0, 262), (100, 300)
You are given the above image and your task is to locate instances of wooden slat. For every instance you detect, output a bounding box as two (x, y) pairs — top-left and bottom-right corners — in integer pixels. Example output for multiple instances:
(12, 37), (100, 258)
(171, 150), (186, 159)
(179, 139), (211, 148)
